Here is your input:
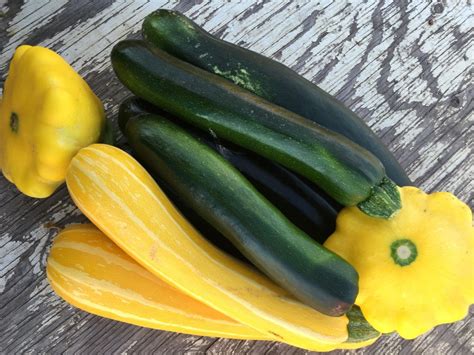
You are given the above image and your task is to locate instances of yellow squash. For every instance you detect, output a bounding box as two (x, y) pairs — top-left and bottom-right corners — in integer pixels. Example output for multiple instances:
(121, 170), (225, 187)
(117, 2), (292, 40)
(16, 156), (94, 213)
(66, 144), (349, 351)
(0, 45), (105, 198)
(47, 224), (267, 340)
(325, 186), (474, 339)
(49, 224), (378, 350)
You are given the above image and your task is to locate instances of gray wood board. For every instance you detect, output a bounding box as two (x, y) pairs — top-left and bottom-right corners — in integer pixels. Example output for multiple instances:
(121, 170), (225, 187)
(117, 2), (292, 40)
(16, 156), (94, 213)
(0, 0), (472, 354)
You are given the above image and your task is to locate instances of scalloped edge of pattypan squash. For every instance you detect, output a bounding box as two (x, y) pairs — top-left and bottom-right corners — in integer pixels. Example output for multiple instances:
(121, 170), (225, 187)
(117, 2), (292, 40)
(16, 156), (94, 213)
(325, 186), (473, 339)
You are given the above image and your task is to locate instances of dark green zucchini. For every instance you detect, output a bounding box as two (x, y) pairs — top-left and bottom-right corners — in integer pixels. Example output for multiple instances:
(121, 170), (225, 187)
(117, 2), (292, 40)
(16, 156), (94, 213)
(111, 40), (401, 218)
(119, 96), (340, 242)
(119, 99), (245, 260)
(142, 9), (412, 188)
(123, 113), (358, 316)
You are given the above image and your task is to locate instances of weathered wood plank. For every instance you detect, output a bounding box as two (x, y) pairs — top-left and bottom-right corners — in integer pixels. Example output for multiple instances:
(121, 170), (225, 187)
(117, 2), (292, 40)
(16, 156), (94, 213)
(0, 0), (472, 354)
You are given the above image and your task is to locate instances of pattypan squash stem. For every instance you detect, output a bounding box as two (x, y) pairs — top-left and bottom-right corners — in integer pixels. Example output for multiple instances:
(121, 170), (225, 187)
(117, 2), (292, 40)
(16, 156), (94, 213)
(390, 239), (417, 266)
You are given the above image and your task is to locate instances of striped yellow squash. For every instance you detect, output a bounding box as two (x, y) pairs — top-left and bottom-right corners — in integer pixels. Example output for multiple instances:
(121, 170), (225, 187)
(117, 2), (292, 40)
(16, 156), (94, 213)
(66, 144), (348, 350)
(47, 224), (268, 339)
(48, 224), (378, 350)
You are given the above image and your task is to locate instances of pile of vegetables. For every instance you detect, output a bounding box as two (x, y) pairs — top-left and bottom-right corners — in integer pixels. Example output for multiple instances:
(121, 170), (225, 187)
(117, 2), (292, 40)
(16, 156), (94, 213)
(1, 9), (472, 351)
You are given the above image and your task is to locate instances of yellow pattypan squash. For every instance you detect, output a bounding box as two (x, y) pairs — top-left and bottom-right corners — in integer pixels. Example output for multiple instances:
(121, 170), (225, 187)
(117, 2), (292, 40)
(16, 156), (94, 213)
(0, 45), (106, 198)
(325, 186), (473, 339)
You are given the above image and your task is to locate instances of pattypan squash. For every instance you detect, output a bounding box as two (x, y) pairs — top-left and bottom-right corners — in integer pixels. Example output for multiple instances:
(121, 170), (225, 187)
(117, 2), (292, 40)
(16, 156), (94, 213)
(325, 186), (473, 339)
(0, 45), (106, 198)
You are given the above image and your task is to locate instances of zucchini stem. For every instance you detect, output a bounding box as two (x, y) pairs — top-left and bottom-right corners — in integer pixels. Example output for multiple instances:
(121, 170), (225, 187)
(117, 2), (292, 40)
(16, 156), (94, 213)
(357, 177), (401, 219)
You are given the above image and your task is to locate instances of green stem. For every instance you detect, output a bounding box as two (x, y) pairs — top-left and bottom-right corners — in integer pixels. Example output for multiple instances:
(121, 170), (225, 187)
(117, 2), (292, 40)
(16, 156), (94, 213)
(346, 306), (380, 343)
(390, 239), (417, 266)
(357, 177), (401, 219)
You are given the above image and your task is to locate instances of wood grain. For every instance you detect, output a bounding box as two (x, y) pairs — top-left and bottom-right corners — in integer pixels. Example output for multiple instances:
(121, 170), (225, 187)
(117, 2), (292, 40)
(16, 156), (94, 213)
(0, 0), (472, 353)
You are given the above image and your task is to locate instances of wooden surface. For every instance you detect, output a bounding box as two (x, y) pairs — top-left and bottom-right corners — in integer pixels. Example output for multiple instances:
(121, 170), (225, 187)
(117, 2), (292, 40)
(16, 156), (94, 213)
(0, 0), (472, 353)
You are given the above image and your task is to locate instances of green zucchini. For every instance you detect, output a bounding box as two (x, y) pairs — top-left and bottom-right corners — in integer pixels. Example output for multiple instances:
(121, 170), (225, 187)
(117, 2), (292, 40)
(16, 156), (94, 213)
(111, 40), (401, 219)
(123, 113), (359, 316)
(118, 99), (246, 260)
(119, 96), (341, 242)
(142, 9), (412, 188)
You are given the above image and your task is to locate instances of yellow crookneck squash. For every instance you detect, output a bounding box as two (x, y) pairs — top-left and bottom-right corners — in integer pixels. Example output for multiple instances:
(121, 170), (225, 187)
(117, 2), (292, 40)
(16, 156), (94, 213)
(66, 143), (358, 351)
(0, 45), (105, 198)
(325, 186), (474, 339)
(47, 224), (268, 340)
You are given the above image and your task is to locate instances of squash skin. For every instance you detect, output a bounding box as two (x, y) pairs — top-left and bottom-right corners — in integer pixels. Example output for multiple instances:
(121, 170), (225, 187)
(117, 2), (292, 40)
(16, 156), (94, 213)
(122, 115), (358, 316)
(66, 143), (351, 350)
(141, 9), (411, 188)
(46, 224), (267, 340)
(48, 224), (379, 350)
(0, 45), (105, 198)
(118, 96), (340, 243)
(111, 40), (401, 219)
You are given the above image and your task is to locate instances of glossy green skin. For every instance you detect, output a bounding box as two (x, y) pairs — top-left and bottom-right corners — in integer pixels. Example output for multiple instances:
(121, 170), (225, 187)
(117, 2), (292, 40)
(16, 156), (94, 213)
(118, 98), (249, 261)
(124, 114), (359, 316)
(111, 40), (386, 208)
(119, 96), (341, 242)
(142, 9), (412, 187)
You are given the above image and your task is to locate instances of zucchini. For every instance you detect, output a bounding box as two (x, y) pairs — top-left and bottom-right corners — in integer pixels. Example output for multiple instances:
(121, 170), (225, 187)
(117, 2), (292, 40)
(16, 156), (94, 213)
(142, 9), (411, 187)
(119, 96), (340, 242)
(111, 40), (401, 219)
(119, 98), (245, 260)
(122, 113), (359, 316)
